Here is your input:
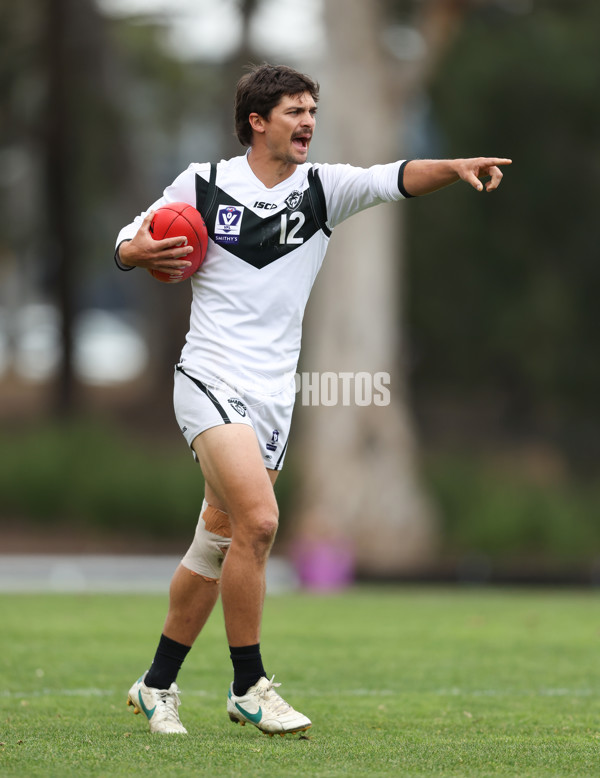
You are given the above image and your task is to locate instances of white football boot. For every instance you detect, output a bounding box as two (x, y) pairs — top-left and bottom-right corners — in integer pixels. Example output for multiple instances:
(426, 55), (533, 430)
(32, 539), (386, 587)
(127, 672), (187, 734)
(227, 676), (311, 736)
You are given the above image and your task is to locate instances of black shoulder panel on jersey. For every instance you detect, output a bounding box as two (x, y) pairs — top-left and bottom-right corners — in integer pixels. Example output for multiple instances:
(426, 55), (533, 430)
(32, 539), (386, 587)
(196, 165), (332, 270)
(195, 165), (218, 220)
(307, 168), (332, 238)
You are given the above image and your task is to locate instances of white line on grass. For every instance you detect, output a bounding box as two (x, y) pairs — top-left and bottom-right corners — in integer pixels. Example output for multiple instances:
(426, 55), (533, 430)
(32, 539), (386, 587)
(1, 687), (596, 699)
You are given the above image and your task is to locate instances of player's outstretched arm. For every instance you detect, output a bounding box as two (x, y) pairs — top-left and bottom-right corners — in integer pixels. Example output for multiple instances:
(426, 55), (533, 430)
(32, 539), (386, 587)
(118, 211), (194, 282)
(402, 157), (512, 197)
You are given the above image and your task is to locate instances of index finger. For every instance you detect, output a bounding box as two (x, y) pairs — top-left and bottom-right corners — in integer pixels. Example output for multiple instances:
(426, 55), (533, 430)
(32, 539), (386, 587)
(153, 235), (191, 250)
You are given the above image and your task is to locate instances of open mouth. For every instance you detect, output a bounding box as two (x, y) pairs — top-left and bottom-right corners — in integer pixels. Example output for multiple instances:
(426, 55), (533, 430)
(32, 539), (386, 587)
(292, 135), (310, 151)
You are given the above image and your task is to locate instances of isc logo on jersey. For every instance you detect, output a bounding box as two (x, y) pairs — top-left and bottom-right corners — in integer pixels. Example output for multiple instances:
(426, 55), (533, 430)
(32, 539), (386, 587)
(215, 205), (244, 244)
(254, 201), (277, 210)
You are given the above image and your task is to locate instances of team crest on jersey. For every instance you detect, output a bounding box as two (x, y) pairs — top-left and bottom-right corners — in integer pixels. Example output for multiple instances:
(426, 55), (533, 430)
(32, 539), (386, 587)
(215, 205), (244, 243)
(228, 398), (247, 417)
(285, 190), (303, 210)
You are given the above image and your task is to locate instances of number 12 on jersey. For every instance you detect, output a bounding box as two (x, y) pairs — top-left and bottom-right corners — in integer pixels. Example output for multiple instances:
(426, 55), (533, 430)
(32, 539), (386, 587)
(279, 212), (305, 245)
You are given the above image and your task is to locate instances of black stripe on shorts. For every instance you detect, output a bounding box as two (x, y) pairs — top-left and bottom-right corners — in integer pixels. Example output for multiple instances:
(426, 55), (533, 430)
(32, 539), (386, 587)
(176, 365), (231, 425)
(274, 439), (288, 471)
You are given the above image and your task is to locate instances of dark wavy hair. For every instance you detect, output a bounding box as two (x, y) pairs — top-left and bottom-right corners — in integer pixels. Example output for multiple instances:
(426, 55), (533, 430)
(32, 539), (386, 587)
(234, 63), (320, 147)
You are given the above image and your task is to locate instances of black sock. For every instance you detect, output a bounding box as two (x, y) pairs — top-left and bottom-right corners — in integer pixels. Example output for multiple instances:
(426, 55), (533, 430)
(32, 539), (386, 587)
(144, 634), (191, 690)
(230, 644), (266, 696)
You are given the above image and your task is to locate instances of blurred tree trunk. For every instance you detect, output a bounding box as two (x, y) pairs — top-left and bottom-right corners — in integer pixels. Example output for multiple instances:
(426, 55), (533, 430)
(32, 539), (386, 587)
(44, 0), (76, 415)
(43, 0), (134, 416)
(42, 0), (155, 419)
(290, 0), (474, 577)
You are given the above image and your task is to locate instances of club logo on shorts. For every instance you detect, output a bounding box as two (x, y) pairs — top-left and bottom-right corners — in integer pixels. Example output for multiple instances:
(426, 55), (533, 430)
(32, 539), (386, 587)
(285, 190), (303, 210)
(228, 398), (247, 417)
(215, 205), (244, 244)
(266, 429), (279, 452)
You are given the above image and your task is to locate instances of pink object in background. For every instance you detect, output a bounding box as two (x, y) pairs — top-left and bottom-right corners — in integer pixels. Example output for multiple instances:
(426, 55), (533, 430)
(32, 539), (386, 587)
(291, 539), (355, 591)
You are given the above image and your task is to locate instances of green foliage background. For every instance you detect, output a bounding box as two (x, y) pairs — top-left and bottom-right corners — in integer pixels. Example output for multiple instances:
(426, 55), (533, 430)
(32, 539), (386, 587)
(407, 3), (600, 464)
(1, 2), (599, 572)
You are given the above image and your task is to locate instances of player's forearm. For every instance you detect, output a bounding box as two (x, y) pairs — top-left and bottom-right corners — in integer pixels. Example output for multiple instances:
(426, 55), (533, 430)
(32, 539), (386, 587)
(402, 159), (462, 197)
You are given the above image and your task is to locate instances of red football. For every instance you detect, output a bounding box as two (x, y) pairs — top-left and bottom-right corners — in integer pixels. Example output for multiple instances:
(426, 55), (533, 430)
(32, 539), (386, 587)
(148, 202), (208, 282)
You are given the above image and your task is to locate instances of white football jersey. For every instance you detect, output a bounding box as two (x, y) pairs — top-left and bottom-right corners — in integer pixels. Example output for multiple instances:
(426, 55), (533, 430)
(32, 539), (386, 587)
(116, 152), (408, 395)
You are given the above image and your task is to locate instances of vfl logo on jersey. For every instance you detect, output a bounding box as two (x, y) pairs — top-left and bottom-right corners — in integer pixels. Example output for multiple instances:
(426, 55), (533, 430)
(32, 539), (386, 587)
(228, 398), (247, 417)
(266, 429), (279, 452)
(215, 205), (244, 243)
(285, 190), (303, 210)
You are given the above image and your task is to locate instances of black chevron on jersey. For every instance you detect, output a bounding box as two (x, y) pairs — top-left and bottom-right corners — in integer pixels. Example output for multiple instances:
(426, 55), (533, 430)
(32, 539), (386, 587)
(195, 165), (330, 270)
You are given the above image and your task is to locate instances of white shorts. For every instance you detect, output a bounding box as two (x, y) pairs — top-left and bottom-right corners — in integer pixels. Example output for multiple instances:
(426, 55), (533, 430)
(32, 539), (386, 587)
(173, 365), (294, 470)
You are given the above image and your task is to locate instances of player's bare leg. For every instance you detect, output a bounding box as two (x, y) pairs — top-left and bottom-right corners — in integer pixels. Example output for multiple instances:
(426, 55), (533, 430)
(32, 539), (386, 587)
(162, 563), (220, 646)
(192, 424), (311, 735)
(126, 553), (220, 734)
(192, 424), (278, 648)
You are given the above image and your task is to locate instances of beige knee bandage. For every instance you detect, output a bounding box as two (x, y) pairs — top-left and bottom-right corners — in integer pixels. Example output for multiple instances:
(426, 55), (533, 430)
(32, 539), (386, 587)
(181, 499), (232, 582)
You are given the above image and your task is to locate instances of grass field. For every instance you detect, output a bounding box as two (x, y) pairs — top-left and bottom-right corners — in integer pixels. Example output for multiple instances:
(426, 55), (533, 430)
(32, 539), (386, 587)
(1, 587), (599, 777)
